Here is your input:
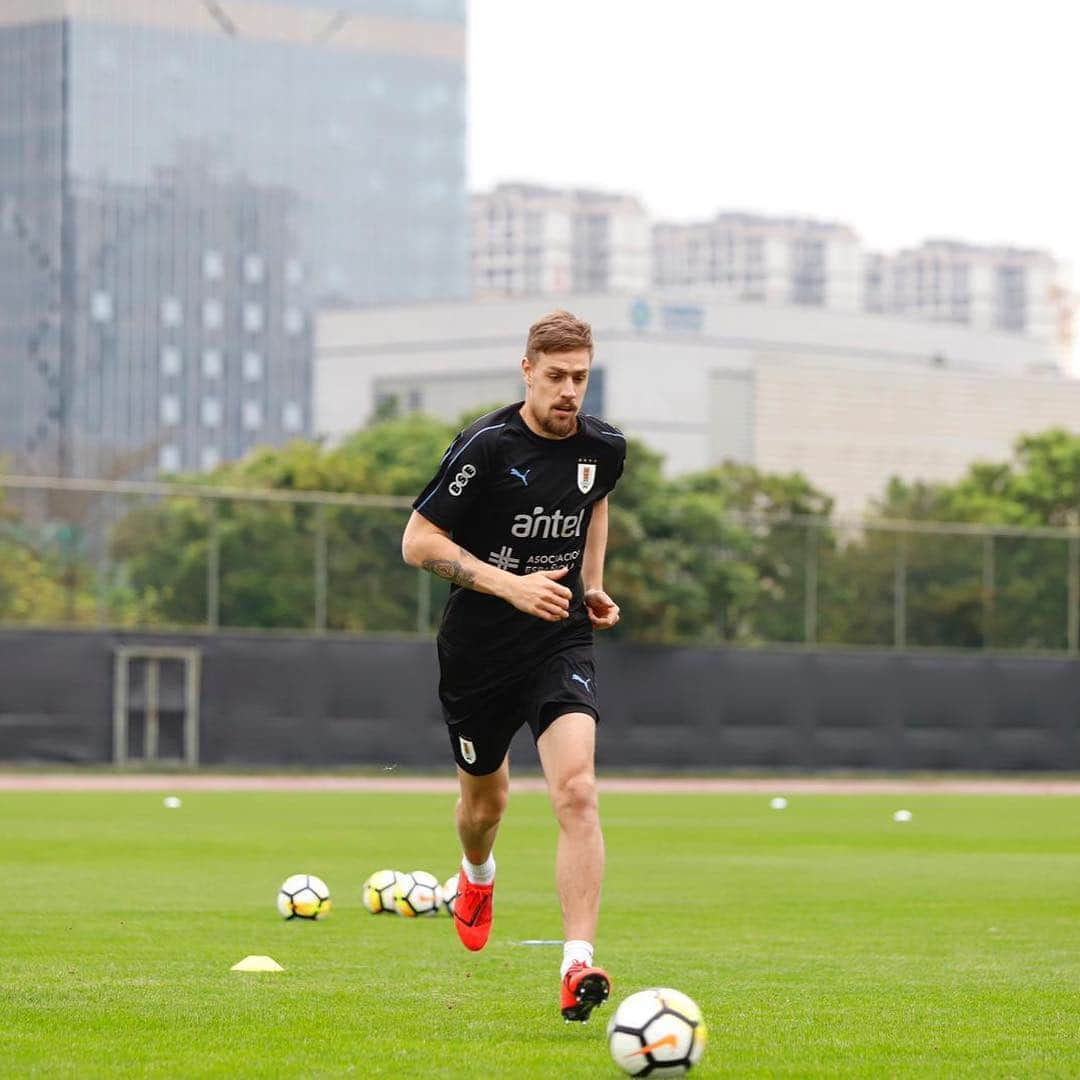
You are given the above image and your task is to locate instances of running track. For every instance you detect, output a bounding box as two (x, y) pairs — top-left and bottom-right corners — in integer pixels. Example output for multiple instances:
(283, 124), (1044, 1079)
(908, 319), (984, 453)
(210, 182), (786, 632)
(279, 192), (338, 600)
(1, 775), (1077, 794)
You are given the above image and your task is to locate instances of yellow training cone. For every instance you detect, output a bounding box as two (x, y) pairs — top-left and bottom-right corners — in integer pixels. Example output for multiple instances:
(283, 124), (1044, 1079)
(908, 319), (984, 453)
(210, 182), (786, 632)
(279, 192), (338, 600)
(231, 955), (284, 972)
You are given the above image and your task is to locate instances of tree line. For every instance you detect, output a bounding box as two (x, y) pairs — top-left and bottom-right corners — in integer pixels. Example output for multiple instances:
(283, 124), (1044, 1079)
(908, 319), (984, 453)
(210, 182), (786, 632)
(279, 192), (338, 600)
(2, 411), (1078, 649)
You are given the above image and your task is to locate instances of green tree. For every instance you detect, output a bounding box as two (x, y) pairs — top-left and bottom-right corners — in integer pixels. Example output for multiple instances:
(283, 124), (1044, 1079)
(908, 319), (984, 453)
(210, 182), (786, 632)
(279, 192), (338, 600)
(824, 429), (1080, 650)
(110, 415), (459, 631)
(605, 449), (833, 644)
(677, 463), (835, 643)
(0, 493), (100, 624)
(105, 417), (839, 644)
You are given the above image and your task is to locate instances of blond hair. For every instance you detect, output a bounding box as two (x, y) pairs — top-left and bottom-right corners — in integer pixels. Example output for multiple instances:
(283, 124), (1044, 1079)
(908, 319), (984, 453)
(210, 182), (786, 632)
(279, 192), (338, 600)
(525, 310), (593, 361)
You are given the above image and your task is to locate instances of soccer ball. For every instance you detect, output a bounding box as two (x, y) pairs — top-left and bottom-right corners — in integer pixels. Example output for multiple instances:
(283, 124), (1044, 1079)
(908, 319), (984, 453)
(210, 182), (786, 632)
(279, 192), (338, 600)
(607, 988), (707, 1076)
(440, 872), (460, 916)
(393, 870), (440, 917)
(362, 869), (402, 915)
(276, 874), (332, 920)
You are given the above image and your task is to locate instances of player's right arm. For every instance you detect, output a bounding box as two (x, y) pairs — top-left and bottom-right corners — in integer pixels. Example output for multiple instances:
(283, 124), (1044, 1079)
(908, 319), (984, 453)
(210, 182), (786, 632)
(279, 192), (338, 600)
(401, 511), (572, 621)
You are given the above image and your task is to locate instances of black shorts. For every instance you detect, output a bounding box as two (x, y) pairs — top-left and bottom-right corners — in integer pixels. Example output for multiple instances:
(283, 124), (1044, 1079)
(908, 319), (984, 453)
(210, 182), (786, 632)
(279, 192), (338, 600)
(438, 644), (599, 776)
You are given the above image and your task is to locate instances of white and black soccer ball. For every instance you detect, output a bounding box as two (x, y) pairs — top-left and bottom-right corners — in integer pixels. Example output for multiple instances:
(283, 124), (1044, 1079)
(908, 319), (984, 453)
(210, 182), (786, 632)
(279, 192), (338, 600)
(276, 874), (332, 920)
(607, 988), (707, 1076)
(440, 872), (460, 916)
(393, 870), (440, 917)
(362, 869), (402, 915)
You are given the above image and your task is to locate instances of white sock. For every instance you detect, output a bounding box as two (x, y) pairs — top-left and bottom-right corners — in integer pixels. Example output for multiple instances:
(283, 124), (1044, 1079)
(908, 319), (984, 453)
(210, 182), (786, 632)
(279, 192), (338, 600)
(462, 853), (495, 885)
(561, 939), (594, 978)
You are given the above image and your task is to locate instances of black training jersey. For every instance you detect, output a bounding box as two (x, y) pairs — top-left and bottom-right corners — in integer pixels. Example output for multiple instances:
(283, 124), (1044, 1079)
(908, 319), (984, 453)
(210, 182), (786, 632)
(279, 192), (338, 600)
(412, 402), (626, 693)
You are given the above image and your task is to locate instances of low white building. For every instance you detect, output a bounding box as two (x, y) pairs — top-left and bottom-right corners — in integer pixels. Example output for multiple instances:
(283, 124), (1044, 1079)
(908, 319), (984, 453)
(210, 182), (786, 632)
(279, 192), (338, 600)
(317, 293), (1077, 514)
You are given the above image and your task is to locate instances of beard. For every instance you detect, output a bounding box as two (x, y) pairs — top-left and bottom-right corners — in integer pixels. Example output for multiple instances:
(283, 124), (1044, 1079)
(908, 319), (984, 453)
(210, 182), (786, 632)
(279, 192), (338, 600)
(538, 404), (578, 438)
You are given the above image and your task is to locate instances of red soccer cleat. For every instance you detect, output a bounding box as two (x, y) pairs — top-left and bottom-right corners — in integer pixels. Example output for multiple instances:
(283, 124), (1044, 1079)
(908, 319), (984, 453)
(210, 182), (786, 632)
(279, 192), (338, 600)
(453, 870), (494, 952)
(560, 961), (611, 1022)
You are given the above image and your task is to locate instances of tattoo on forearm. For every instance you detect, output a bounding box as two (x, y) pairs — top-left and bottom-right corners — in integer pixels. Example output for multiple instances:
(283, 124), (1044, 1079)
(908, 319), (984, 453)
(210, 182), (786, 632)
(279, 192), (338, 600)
(422, 549), (477, 588)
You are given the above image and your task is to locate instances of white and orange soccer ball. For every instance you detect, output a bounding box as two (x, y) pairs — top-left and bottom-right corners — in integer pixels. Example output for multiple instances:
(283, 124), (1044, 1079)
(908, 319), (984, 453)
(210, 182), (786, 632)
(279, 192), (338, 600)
(393, 870), (441, 917)
(362, 869), (404, 915)
(276, 874), (332, 920)
(607, 988), (707, 1076)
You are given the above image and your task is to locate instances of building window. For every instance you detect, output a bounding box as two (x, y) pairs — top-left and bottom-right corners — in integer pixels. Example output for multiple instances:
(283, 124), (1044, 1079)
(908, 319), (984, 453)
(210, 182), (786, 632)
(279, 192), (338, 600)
(284, 308), (304, 335)
(159, 444), (181, 472)
(242, 351), (263, 381)
(161, 297), (182, 327)
(203, 250), (224, 281)
(160, 395), (181, 425)
(201, 397), (222, 428)
(243, 303), (264, 333)
(91, 291), (113, 323)
(200, 446), (220, 472)
(160, 346), (182, 376)
(243, 254), (264, 284)
(201, 349), (223, 378)
(242, 400), (262, 430)
(285, 258), (303, 286)
(203, 299), (223, 331)
(282, 401), (303, 432)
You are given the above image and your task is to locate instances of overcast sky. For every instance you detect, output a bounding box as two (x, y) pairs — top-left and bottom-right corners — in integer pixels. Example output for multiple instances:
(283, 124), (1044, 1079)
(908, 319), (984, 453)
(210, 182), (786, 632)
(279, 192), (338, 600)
(468, 0), (1077, 290)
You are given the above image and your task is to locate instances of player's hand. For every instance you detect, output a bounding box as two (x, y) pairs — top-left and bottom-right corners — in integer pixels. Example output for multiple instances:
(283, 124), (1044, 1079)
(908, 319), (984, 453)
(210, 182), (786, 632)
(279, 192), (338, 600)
(506, 567), (573, 621)
(584, 588), (620, 629)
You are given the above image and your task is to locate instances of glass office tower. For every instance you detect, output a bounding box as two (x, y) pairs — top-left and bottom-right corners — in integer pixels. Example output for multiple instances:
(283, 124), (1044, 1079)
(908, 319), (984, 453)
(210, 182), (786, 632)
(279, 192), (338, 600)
(0, 1), (467, 476)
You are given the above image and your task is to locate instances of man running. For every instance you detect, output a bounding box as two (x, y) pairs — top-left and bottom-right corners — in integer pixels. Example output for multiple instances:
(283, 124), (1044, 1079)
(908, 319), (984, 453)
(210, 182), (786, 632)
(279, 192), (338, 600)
(401, 309), (626, 1021)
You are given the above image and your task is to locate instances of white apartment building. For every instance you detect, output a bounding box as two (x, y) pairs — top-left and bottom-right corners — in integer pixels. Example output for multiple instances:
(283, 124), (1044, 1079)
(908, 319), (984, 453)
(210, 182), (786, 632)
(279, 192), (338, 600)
(474, 188), (1074, 366)
(653, 213), (864, 313)
(864, 240), (1067, 353)
(656, 224), (1071, 363)
(316, 293), (1075, 514)
(471, 184), (650, 298)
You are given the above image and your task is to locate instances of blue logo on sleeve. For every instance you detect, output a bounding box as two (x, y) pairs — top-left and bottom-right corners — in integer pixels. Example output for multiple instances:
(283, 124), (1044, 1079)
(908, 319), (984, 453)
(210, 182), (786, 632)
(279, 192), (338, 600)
(570, 673), (593, 693)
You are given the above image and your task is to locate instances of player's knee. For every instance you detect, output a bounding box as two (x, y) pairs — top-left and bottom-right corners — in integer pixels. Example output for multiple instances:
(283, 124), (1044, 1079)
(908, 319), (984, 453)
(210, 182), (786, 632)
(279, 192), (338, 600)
(551, 770), (598, 823)
(459, 790), (507, 832)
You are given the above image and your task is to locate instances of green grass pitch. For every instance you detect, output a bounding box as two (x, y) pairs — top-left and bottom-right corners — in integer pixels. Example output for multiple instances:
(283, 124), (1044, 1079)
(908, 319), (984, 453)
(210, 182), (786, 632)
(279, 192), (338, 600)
(2, 790), (1078, 1077)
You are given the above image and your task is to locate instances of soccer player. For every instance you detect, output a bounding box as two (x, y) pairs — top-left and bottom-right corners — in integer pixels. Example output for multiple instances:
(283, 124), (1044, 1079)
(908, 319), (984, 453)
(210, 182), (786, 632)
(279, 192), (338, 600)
(401, 310), (626, 1022)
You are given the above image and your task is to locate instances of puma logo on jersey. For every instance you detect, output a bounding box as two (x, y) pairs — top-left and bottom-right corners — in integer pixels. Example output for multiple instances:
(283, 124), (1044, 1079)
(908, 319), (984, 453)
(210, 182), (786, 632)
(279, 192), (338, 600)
(509, 466), (531, 486)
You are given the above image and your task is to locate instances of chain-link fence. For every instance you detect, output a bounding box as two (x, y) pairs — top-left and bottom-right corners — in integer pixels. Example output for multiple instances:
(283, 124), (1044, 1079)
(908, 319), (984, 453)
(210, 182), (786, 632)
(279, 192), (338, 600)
(1, 474), (1078, 652)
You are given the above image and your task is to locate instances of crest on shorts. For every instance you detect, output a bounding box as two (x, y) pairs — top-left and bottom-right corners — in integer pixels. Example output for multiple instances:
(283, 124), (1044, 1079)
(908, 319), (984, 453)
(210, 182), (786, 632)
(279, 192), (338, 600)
(577, 461), (596, 494)
(458, 735), (477, 765)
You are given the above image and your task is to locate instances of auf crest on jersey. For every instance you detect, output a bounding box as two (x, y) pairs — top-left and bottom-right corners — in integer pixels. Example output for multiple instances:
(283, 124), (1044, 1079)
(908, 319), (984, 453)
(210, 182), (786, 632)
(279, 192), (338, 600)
(577, 459), (597, 494)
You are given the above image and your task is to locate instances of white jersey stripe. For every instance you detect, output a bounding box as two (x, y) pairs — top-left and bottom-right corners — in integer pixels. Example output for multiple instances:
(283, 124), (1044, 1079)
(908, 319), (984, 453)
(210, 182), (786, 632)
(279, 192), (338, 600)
(582, 414), (626, 440)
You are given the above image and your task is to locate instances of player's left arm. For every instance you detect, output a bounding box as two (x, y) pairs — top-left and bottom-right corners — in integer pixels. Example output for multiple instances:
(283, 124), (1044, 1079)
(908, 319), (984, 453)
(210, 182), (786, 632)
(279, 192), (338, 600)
(581, 495), (620, 629)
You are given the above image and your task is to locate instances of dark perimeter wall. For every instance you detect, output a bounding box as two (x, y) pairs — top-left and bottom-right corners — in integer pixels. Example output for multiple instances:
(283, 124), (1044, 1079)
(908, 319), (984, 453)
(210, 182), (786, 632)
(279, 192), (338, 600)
(0, 629), (1077, 770)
